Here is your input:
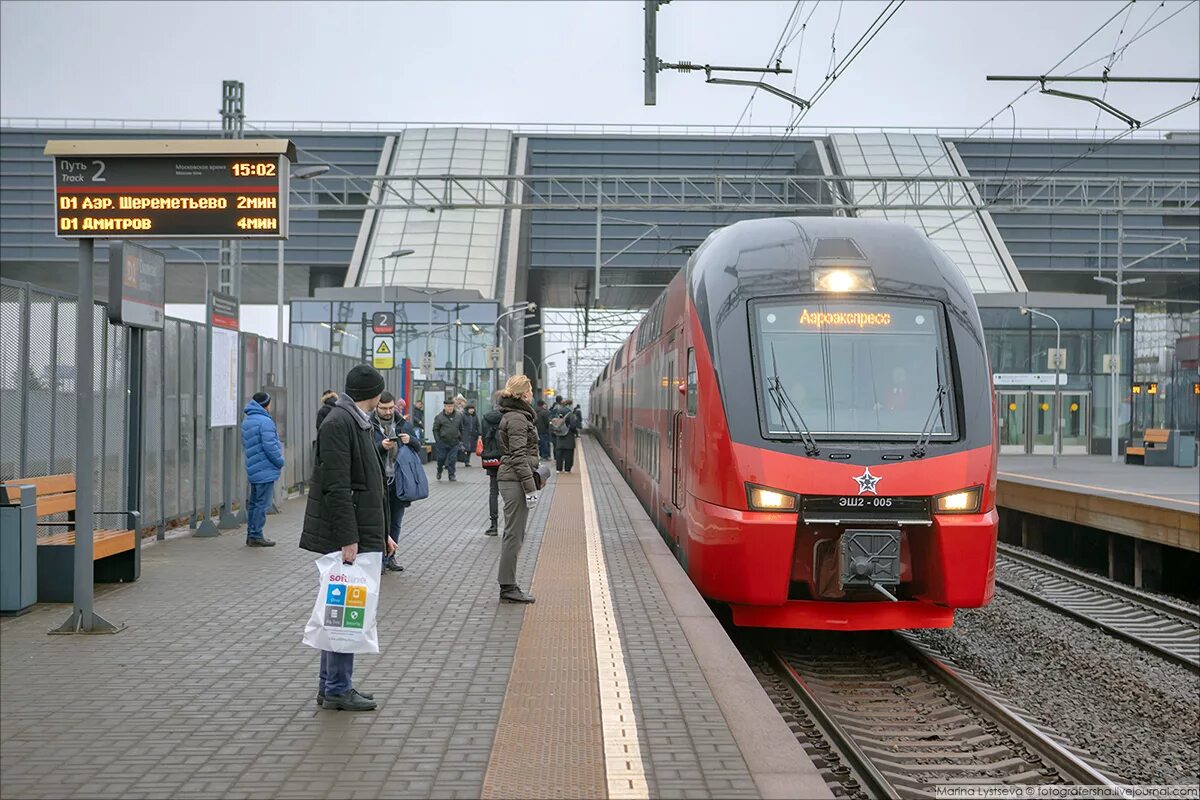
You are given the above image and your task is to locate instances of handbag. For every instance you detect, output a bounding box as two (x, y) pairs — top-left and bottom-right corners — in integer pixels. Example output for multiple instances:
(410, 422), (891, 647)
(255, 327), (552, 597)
(533, 462), (551, 490)
(475, 438), (484, 456)
(302, 551), (381, 654)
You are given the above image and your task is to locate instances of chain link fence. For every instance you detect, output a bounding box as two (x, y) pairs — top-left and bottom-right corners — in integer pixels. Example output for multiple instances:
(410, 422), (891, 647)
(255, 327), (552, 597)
(0, 278), (361, 536)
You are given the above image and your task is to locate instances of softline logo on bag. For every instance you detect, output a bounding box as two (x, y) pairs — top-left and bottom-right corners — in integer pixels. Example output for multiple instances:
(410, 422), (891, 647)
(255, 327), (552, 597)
(324, 581), (369, 629)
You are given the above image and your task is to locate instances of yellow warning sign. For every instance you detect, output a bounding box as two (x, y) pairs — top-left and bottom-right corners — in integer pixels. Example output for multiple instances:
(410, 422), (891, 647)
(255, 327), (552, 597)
(372, 335), (395, 369)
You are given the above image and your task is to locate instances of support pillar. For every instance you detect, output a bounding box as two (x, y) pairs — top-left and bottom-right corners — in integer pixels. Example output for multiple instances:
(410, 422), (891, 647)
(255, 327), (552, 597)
(1134, 539), (1163, 591)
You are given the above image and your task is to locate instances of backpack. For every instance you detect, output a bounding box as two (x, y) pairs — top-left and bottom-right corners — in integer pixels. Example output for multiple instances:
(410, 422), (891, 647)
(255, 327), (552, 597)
(481, 413), (502, 468)
(550, 414), (568, 437)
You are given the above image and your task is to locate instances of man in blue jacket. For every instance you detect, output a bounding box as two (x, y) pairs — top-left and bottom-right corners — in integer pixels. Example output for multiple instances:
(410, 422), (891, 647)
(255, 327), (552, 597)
(241, 391), (285, 547)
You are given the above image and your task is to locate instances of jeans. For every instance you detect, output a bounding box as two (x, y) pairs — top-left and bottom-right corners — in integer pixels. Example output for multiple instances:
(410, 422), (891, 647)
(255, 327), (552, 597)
(246, 481), (274, 540)
(319, 649), (354, 697)
(538, 433), (552, 459)
(487, 466), (499, 523)
(435, 442), (462, 478)
(555, 447), (575, 473)
(386, 486), (408, 551)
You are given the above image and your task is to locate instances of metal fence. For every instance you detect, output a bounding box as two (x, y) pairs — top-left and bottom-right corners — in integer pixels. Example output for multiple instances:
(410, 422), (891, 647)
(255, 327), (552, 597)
(0, 279), (360, 536)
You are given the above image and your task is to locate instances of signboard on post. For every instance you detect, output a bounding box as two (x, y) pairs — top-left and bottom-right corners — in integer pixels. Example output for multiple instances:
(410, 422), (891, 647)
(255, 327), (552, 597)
(209, 292), (241, 428)
(484, 345), (502, 369)
(1047, 348), (1067, 370)
(46, 139), (295, 239)
(993, 373), (1068, 386)
(107, 240), (165, 329)
(372, 336), (395, 370)
(420, 351), (435, 376)
(1103, 354), (1120, 374)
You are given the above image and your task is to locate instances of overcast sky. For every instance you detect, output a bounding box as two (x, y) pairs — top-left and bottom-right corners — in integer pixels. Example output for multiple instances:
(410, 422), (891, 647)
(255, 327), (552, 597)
(2, 0), (1198, 132)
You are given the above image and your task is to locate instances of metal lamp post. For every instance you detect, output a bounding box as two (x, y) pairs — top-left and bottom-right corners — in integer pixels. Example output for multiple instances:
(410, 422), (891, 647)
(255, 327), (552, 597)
(1111, 315), (1133, 461)
(379, 248), (415, 304)
(1021, 307), (1062, 469)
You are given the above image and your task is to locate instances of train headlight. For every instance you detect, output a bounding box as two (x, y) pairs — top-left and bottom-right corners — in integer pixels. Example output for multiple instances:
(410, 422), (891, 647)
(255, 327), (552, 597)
(746, 484), (800, 512)
(812, 267), (876, 293)
(934, 486), (982, 514)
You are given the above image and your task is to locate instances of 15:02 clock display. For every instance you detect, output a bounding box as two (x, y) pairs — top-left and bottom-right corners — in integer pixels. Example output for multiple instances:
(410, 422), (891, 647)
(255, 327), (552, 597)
(231, 161), (278, 177)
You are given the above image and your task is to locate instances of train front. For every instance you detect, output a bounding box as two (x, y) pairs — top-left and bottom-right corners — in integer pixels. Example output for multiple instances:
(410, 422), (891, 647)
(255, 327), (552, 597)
(685, 218), (998, 631)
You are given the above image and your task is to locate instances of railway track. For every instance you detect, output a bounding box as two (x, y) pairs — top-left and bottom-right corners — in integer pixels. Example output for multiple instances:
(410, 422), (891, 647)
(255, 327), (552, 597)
(749, 631), (1117, 800)
(996, 544), (1200, 673)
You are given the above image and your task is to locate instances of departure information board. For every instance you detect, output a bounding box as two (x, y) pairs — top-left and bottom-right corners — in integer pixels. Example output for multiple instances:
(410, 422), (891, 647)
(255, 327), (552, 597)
(52, 154), (289, 239)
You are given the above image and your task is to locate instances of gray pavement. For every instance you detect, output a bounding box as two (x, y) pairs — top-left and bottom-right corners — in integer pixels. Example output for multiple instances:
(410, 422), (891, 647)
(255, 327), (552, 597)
(998, 454), (1200, 512)
(0, 462), (551, 800)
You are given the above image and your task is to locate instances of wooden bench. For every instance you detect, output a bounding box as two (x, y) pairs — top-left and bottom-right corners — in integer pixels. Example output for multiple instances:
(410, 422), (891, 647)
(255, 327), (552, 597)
(1125, 428), (1175, 466)
(1, 474), (140, 603)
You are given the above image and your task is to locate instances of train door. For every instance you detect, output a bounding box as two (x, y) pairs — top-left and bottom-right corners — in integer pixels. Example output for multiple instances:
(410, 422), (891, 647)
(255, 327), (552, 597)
(673, 345), (693, 512)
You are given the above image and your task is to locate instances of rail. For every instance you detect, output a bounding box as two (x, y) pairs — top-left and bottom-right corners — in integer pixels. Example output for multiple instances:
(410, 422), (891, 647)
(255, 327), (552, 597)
(996, 543), (1200, 673)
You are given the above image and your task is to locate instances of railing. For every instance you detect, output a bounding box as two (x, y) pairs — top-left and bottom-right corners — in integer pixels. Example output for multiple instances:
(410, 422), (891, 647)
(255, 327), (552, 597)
(0, 278), (360, 537)
(0, 116), (1183, 140)
(290, 173), (1200, 214)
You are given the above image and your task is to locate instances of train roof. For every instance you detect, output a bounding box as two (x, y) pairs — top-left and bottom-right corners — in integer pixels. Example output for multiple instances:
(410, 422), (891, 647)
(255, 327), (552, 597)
(690, 216), (973, 300)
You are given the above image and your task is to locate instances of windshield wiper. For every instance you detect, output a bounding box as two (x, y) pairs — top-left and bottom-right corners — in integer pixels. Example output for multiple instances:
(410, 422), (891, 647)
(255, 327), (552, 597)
(911, 384), (947, 459)
(768, 343), (821, 456)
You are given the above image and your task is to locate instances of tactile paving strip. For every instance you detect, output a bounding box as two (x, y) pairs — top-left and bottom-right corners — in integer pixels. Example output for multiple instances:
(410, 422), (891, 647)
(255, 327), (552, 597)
(481, 472), (607, 799)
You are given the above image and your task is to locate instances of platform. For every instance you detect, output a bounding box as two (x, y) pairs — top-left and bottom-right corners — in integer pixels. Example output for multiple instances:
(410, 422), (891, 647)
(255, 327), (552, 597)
(0, 439), (828, 800)
(996, 455), (1200, 552)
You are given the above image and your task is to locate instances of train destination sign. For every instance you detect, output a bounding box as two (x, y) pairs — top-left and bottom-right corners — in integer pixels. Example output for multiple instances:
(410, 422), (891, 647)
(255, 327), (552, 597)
(44, 139), (296, 240)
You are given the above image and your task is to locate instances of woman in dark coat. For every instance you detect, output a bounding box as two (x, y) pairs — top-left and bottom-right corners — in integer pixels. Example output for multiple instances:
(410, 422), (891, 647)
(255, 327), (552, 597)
(315, 390), (338, 431)
(300, 366), (393, 712)
(460, 404), (480, 467)
(496, 375), (540, 604)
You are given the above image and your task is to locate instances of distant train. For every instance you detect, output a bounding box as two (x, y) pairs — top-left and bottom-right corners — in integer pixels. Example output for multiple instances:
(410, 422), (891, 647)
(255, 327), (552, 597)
(590, 217), (998, 630)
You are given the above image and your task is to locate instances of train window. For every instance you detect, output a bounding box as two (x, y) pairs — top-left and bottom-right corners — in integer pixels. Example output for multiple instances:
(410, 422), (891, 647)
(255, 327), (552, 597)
(686, 348), (698, 416)
(751, 299), (956, 438)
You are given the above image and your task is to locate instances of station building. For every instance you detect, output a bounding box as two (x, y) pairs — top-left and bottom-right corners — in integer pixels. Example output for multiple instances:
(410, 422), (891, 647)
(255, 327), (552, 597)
(1, 121), (1197, 454)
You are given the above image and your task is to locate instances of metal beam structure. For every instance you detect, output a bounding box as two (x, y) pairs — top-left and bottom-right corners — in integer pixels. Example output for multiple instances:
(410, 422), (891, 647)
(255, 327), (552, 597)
(288, 173), (1199, 214)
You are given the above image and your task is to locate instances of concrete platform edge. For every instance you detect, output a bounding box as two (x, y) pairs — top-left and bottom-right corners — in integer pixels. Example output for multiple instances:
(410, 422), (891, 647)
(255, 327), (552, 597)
(597, 446), (833, 800)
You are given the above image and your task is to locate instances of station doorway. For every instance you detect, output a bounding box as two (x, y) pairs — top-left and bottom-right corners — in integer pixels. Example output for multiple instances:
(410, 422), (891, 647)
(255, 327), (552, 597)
(997, 390), (1091, 455)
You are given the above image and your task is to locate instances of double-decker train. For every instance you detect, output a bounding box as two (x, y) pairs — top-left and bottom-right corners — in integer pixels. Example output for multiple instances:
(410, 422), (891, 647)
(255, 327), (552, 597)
(589, 217), (998, 630)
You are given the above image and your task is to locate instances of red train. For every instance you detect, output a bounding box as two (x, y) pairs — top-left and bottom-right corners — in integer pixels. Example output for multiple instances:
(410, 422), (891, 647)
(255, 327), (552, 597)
(590, 217), (998, 630)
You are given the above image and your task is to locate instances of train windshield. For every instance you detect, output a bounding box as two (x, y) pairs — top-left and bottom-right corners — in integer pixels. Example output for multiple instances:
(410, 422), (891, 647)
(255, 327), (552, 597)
(752, 299), (954, 438)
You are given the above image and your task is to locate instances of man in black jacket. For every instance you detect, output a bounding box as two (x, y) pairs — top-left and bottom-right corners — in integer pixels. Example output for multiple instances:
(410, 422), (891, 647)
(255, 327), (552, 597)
(460, 403), (480, 468)
(480, 398), (503, 536)
(535, 400), (551, 461)
(432, 400), (464, 482)
(300, 365), (394, 712)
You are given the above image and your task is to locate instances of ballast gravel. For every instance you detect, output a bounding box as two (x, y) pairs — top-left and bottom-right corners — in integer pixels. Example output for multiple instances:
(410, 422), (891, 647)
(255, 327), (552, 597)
(916, 590), (1200, 786)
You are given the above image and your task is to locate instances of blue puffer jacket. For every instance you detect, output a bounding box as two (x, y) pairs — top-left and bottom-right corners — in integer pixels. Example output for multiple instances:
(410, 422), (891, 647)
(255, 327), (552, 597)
(241, 399), (284, 484)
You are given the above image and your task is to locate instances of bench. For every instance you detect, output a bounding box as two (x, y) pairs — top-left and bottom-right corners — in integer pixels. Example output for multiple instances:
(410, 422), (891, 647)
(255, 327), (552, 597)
(1125, 429), (1183, 467)
(1, 474), (140, 603)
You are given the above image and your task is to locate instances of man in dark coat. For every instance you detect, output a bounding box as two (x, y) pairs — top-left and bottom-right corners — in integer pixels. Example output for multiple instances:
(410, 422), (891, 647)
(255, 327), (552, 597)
(554, 402), (579, 473)
(535, 400), (552, 461)
(432, 400), (464, 481)
(460, 404), (480, 468)
(300, 364), (394, 713)
(372, 392), (419, 574)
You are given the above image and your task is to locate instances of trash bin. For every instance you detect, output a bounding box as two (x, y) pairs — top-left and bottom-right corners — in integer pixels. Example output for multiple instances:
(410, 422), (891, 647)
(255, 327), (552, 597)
(0, 484), (38, 614)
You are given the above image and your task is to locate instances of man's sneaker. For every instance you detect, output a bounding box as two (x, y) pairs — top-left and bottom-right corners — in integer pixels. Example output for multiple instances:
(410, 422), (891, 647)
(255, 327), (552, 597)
(317, 687), (374, 707)
(448, 475), (457, 482)
(500, 586), (536, 604)
(246, 538), (276, 547)
(436, 471), (443, 481)
(322, 690), (377, 711)
(383, 557), (404, 573)
(484, 522), (498, 536)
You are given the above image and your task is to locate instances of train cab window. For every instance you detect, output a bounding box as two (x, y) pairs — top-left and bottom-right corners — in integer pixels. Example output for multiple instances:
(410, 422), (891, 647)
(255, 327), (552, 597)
(752, 299), (955, 438)
(686, 348), (698, 416)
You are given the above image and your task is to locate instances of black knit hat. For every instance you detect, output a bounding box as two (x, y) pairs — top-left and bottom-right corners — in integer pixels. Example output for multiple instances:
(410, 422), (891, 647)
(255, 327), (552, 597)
(252, 391), (271, 408)
(345, 365), (385, 402)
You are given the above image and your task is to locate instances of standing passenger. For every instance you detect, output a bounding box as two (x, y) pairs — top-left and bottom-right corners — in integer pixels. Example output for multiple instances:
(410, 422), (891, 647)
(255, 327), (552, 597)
(535, 400), (552, 461)
(241, 391), (284, 547)
(480, 394), (504, 536)
(433, 400), (464, 481)
(497, 375), (541, 604)
(461, 403), (480, 468)
(315, 389), (338, 430)
(554, 402), (579, 474)
(301, 365), (394, 712)
(372, 392), (418, 573)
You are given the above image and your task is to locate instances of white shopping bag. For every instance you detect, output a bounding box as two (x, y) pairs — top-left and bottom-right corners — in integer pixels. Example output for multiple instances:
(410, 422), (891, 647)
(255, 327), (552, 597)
(302, 551), (381, 654)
